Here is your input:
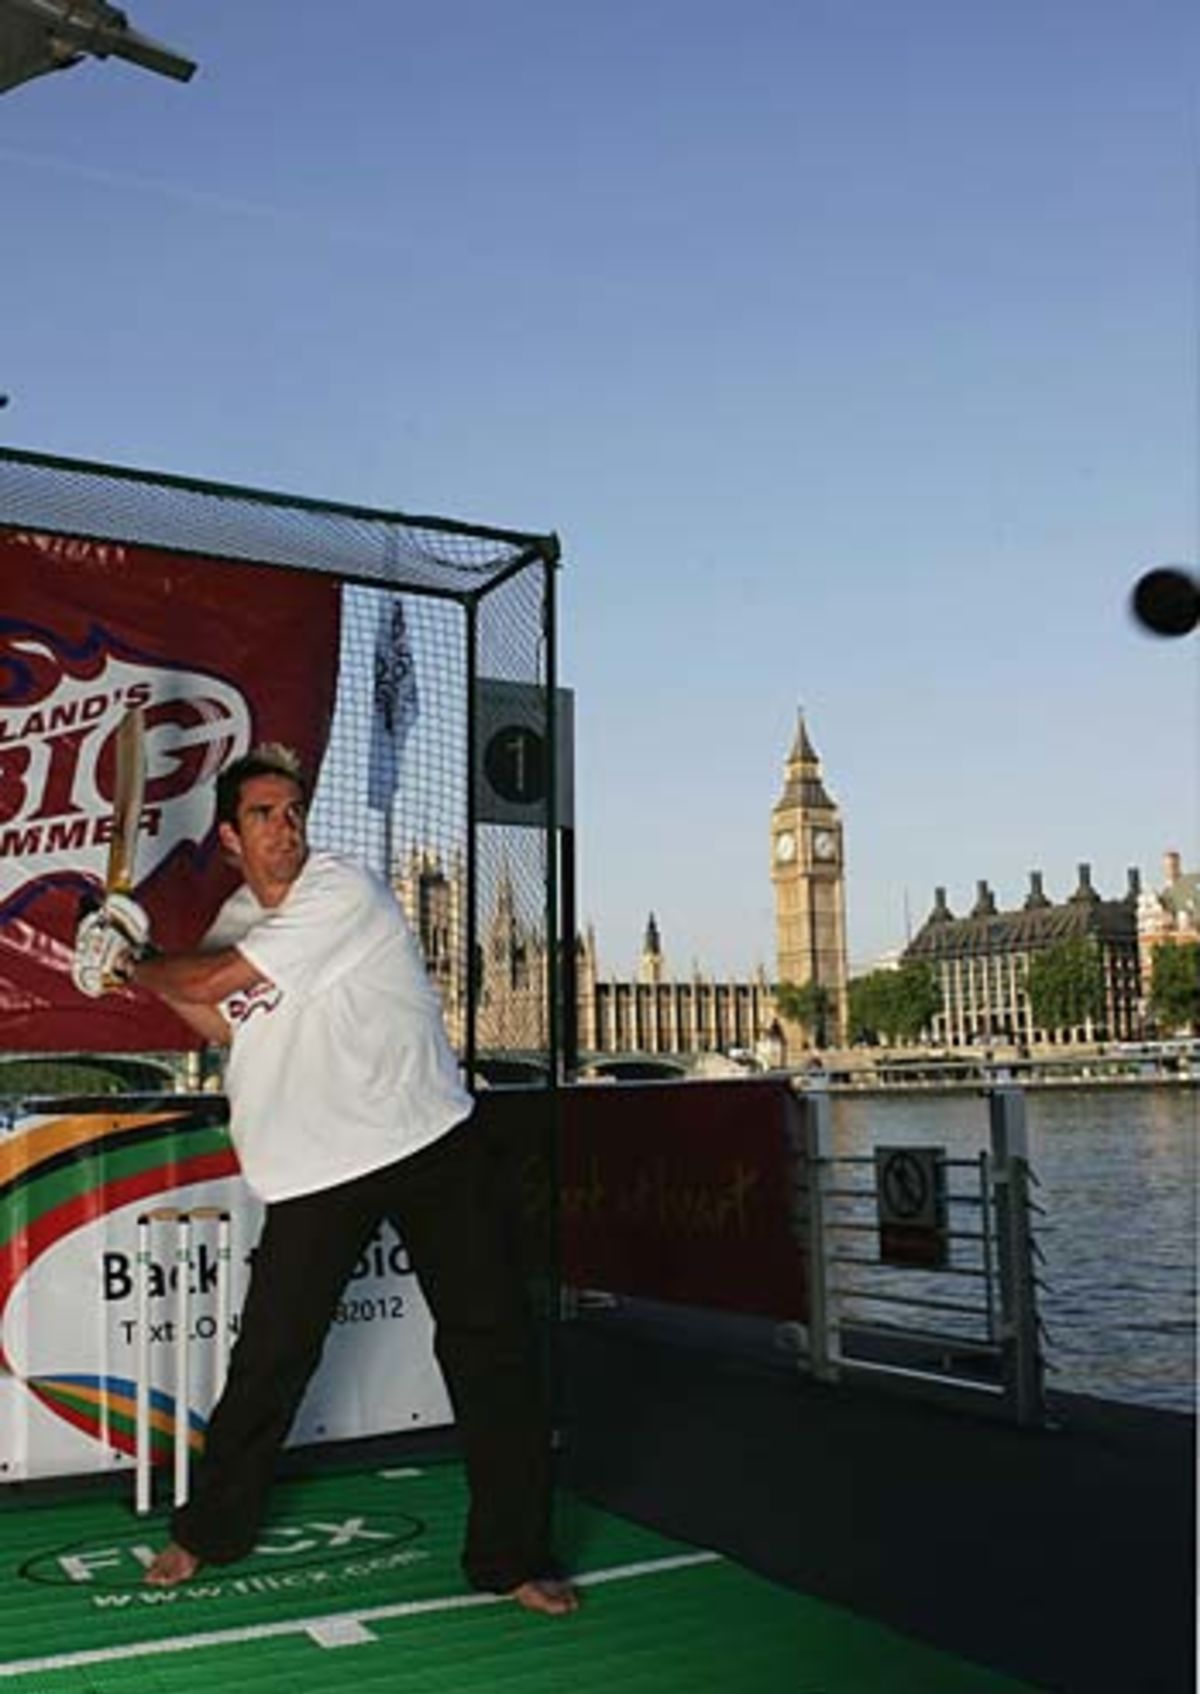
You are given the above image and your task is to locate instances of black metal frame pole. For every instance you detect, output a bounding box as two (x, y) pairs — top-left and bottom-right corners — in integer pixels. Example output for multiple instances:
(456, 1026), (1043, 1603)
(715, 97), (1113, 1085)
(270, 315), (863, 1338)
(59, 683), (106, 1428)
(464, 599), (479, 1088)
(543, 554), (561, 1086)
(559, 825), (579, 1081)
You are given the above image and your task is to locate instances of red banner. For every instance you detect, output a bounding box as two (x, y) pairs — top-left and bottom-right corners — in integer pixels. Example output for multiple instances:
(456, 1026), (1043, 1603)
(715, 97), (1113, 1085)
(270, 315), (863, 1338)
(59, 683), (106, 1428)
(0, 528), (341, 1051)
(560, 1080), (808, 1322)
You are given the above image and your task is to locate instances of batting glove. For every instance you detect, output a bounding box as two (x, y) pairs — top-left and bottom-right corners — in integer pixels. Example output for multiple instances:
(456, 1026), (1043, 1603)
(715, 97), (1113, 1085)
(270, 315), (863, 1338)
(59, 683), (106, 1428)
(71, 896), (151, 998)
(100, 893), (151, 951)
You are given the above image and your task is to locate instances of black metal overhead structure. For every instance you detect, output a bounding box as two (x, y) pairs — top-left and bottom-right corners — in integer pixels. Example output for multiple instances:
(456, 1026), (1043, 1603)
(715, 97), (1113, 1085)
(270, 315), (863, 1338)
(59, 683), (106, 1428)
(0, 0), (194, 95)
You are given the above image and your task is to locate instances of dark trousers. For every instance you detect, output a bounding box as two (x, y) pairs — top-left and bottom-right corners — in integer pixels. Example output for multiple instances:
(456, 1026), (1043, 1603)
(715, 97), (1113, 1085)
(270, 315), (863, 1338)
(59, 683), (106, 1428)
(172, 1119), (555, 1592)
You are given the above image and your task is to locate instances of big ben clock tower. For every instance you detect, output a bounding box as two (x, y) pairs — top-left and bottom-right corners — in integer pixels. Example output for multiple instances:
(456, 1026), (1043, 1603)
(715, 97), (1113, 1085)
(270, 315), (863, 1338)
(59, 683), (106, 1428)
(771, 711), (849, 1046)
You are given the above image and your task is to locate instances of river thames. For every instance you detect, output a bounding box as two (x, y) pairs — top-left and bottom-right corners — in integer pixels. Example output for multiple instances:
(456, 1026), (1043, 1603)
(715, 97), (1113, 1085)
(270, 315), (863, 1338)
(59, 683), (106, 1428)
(830, 1084), (1198, 1413)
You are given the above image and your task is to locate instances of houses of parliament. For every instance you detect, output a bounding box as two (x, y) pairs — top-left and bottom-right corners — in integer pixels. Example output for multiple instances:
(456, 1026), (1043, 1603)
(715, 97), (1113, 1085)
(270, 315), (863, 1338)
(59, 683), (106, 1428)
(396, 714), (850, 1067)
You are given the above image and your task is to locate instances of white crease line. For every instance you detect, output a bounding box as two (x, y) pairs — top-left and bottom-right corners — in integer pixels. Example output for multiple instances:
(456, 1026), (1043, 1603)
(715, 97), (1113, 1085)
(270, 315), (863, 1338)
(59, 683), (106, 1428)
(573, 1554), (721, 1589)
(0, 1552), (721, 1677)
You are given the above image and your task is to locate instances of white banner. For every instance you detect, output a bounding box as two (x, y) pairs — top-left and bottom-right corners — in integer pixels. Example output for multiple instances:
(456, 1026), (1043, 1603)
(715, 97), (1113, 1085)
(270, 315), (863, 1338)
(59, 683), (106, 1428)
(0, 1099), (452, 1483)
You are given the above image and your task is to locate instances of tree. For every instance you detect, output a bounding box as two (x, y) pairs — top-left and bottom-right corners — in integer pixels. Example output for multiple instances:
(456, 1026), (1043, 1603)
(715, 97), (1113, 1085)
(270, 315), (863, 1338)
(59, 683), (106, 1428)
(848, 964), (941, 1044)
(1148, 943), (1200, 1034)
(1025, 938), (1105, 1034)
(848, 973), (886, 1044)
(775, 980), (834, 1047)
(888, 962), (942, 1041)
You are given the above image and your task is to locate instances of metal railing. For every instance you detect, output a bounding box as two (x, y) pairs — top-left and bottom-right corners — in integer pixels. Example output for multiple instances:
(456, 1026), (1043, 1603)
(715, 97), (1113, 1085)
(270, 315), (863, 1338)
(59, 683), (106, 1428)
(800, 1084), (1046, 1424)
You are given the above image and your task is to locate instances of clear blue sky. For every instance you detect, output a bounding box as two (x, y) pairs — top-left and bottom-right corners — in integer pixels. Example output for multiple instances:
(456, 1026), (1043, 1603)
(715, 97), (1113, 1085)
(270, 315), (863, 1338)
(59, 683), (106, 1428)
(3, 0), (1196, 976)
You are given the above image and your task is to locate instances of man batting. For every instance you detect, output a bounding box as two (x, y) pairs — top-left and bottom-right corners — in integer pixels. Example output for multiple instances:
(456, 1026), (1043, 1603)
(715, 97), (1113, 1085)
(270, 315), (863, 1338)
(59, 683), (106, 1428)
(72, 743), (578, 1617)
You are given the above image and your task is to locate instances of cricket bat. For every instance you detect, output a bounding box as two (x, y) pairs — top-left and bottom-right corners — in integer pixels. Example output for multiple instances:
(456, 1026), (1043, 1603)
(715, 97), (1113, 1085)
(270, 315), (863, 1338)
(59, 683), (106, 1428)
(105, 706), (147, 896)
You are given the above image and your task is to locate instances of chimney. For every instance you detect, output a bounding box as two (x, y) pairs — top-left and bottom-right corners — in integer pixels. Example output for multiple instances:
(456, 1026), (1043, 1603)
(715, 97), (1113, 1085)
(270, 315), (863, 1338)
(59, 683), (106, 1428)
(1126, 867), (1142, 902)
(1070, 862), (1100, 904)
(972, 879), (997, 917)
(1163, 850), (1182, 887)
(930, 886), (954, 922)
(1024, 870), (1050, 910)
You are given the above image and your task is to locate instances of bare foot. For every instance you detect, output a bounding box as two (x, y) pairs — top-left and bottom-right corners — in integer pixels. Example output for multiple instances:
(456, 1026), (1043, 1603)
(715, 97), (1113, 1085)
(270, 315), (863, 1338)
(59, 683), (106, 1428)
(144, 1541), (202, 1587)
(510, 1577), (580, 1617)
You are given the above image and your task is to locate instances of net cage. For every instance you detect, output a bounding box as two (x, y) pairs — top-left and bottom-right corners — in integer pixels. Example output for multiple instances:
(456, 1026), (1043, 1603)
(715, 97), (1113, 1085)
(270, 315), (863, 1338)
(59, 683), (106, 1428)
(0, 447), (563, 1097)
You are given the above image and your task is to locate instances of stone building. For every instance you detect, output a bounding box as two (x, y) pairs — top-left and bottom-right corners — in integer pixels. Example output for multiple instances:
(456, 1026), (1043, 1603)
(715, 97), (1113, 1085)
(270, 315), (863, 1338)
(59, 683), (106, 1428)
(902, 864), (1143, 1047)
(573, 915), (775, 1061)
(396, 846), (465, 1027)
(769, 712), (850, 1045)
(396, 846), (775, 1067)
(1137, 849), (1199, 993)
(576, 712), (851, 1061)
(396, 713), (850, 1067)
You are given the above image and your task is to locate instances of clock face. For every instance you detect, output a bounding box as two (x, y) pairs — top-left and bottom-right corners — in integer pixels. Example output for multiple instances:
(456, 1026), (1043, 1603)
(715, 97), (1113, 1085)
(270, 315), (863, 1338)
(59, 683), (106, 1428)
(812, 829), (837, 862)
(774, 830), (797, 864)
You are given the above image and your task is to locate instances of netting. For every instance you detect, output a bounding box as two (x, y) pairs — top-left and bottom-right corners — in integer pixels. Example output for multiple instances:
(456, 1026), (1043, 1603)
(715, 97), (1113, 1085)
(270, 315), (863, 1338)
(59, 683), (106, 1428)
(0, 449), (559, 1092)
(0, 450), (547, 593)
(475, 566), (553, 1073)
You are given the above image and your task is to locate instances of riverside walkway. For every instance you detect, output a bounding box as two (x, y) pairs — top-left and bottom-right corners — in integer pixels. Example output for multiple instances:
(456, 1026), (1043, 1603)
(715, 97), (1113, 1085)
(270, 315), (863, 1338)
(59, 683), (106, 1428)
(560, 1319), (1197, 1694)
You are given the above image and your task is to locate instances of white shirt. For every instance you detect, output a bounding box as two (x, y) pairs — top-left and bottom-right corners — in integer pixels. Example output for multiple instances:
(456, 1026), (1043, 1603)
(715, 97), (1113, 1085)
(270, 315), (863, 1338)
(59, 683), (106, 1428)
(206, 851), (473, 1203)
